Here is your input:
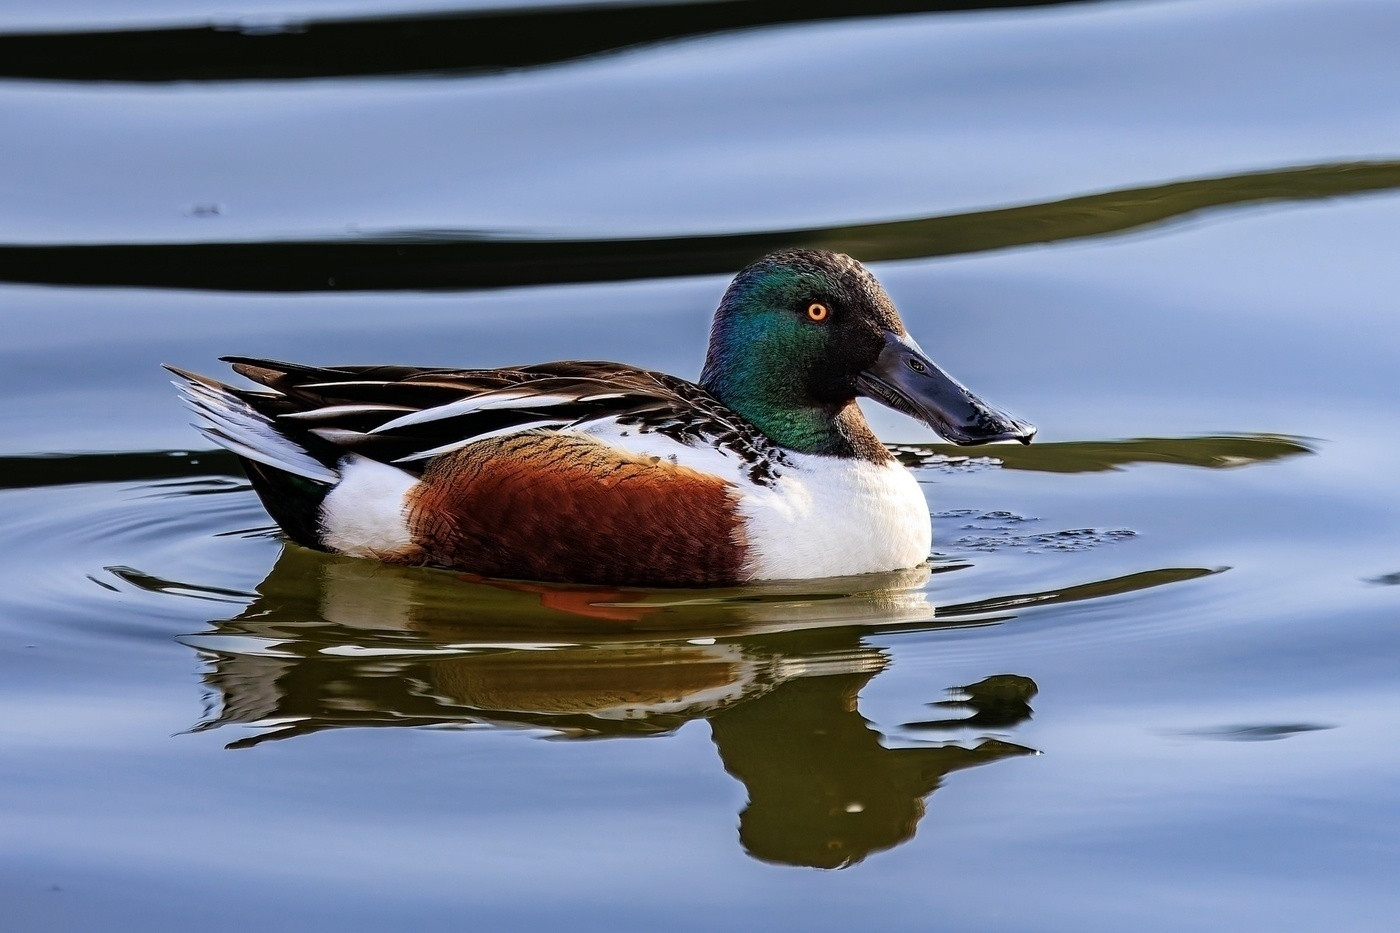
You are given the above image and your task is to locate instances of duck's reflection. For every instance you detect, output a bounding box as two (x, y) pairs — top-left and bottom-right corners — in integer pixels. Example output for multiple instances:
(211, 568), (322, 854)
(181, 547), (1052, 867)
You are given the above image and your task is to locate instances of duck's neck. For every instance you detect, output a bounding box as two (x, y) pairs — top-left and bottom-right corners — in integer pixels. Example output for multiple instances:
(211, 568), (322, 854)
(699, 370), (891, 463)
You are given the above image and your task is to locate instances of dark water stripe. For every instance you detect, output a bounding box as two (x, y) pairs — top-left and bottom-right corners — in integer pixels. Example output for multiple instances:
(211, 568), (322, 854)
(0, 0), (1105, 83)
(0, 450), (242, 488)
(0, 435), (1310, 489)
(0, 161), (1394, 293)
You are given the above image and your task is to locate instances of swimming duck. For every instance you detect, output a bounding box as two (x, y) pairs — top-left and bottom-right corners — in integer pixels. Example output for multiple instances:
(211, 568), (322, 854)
(169, 249), (1033, 587)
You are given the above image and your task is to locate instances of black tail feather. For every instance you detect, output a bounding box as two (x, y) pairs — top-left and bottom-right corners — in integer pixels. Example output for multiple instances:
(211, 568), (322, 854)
(240, 459), (332, 550)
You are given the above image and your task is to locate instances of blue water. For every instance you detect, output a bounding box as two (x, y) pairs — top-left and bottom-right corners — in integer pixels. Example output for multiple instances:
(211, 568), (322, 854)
(3, 1), (1399, 930)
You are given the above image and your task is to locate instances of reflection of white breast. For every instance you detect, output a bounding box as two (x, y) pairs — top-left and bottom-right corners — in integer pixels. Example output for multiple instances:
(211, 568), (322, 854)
(736, 454), (932, 581)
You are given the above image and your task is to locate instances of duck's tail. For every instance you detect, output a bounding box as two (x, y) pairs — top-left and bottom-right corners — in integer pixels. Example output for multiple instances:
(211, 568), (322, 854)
(165, 365), (339, 549)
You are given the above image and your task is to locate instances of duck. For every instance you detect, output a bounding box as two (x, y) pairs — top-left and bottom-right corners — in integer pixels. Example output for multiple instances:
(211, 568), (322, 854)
(169, 249), (1033, 587)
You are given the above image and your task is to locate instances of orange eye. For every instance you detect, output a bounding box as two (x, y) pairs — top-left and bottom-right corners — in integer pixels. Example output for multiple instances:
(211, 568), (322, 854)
(806, 302), (830, 322)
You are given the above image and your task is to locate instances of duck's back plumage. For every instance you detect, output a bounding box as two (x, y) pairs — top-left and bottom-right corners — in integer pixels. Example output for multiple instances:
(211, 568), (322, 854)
(214, 356), (790, 485)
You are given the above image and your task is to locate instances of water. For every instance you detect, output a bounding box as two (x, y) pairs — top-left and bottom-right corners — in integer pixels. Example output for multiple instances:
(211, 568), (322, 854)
(3, 0), (1399, 929)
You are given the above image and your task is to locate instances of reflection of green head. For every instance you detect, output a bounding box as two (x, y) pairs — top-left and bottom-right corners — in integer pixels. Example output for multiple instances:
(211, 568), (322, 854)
(700, 250), (903, 456)
(709, 670), (1036, 869)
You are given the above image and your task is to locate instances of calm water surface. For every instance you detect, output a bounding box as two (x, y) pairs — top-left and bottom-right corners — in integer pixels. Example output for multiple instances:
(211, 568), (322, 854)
(3, 0), (1399, 930)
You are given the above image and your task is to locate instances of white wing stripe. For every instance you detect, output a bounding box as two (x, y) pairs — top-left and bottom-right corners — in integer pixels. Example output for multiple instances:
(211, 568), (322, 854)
(370, 392), (581, 433)
(280, 404), (414, 420)
(391, 419), (569, 463)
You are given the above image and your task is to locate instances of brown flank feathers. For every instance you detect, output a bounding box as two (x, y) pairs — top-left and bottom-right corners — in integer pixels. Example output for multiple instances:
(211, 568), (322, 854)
(408, 432), (747, 587)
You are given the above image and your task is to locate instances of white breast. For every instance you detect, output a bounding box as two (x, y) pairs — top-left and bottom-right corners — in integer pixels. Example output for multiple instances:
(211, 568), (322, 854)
(733, 453), (932, 581)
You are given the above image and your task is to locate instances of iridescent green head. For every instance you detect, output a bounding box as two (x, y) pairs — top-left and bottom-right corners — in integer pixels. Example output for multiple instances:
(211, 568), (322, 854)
(699, 249), (1034, 458)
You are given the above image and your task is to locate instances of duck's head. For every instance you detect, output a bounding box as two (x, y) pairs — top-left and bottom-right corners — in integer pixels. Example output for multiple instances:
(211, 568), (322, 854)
(699, 249), (1034, 457)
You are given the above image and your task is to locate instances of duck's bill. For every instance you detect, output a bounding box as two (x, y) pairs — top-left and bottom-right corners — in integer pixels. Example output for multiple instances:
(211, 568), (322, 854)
(856, 331), (1036, 446)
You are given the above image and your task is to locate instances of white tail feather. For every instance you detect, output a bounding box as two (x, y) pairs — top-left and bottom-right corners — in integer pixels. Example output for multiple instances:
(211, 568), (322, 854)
(172, 376), (340, 484)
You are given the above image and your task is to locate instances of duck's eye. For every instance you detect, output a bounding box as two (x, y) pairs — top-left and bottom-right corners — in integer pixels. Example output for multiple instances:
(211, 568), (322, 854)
(806, 302), (830, 323)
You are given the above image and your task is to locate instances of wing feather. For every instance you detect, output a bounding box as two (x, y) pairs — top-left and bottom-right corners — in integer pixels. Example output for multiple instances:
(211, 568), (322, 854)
(178, 356), (786, 482)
